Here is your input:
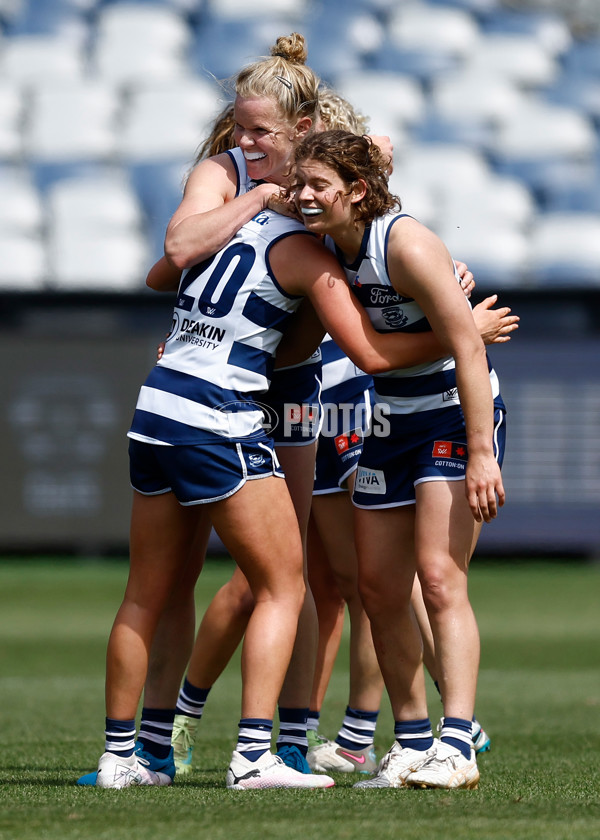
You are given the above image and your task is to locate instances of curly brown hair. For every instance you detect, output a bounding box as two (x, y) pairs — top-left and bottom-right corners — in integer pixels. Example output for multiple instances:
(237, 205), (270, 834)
(294, 130), (400, 223)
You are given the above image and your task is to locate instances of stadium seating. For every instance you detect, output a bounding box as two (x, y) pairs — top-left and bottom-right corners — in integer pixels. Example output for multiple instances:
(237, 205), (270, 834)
(335, 70), (425, 140)
(0, 0), (598, 290)
(45, 169), (150, 290)
(118, 76), (222, 161)
(24, 79), (121, 164)
(0, 165), (46, 288)
(91, 3), (192, 84)
(0, 80), (23, 161)
(0, 234), (47, 290)
(527, 212), (600, 286)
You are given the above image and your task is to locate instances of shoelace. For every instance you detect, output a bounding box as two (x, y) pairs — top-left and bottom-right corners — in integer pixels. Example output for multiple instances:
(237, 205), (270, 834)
(173, 720), (193, 750)
(421, 750), (459, 771)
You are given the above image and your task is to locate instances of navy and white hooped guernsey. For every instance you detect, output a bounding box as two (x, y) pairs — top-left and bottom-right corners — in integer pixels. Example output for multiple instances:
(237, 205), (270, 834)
(128, 208), (311, 446)
(326, 213), (504, 415)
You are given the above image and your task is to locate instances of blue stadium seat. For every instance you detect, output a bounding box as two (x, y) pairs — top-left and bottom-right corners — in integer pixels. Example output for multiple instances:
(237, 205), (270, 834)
(427, 0), (501, 16)
(374, 2), (479, 84)
(480, 6), (572, 57)
(542, 70), (600, 124)
(3, 0), (90, 38)
(301, 6), (383, 83)
(189, 19), (289, 81)
(414, 111), (493, 149)
(128, 160), (189, 263)
(370, 39), (458, 84)
(528, 212), (600, 287)
(30, 160), (108, 196)
(562, 37), (600, 77)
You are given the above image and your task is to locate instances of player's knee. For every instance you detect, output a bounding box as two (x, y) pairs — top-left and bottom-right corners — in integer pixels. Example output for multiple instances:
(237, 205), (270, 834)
(419, 568), (459, 614)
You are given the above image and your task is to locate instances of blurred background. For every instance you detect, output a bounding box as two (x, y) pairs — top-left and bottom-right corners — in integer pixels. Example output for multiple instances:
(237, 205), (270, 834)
(0, 0), (599, 558)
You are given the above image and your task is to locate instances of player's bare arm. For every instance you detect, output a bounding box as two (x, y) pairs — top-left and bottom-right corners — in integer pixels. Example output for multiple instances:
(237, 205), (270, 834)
(270, 234), (459, 375)
(386, 218), (505, 522)
(164, 155), (279, 271)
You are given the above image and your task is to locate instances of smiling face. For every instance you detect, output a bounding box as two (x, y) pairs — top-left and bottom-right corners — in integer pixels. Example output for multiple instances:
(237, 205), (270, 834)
(293, 159), (365, 238)
(233, 96), (301, 185)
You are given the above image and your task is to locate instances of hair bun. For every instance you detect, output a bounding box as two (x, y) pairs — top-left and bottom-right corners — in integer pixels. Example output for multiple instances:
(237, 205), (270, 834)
(270, 33), (308, 65)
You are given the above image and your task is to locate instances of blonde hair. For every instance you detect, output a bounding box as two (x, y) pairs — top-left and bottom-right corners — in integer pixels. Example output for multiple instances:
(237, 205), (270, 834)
(233, 33), (320, 127)
(194, 102), (236, 161)
(318, 87), (369, 134)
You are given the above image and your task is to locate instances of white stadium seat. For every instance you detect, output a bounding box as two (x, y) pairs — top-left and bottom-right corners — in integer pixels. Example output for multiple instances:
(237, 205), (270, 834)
(0, 234), (47, 290)
(430, 70), (528, 128)
(389, 2), (480, 59)
(45, 168), (149, 290)
(0, 167), (44, 236)
(24, 80), (120, 163)
(48, 230), (149, 291)
(438, 220), (530, 287)
(492, 98), (597, 160)
(392, 143), (491, 197)
(460, 33), (559, 87)
(92, 3), (192, 84)
(118, 76), (221, 162)
(0, 81), (24, 161)
(527, 212), (600, 285)
(334, 71), (424, 141)
(0, 34), (86, 84)
(46, 171), (144, 235)
(204, 0), (306, 21)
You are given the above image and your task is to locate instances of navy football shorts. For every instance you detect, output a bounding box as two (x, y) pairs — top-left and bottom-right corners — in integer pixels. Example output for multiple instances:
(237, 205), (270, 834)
(352, 404), (506, 509)
(129, 436), (283, 505)
(313, 386), (374, 494)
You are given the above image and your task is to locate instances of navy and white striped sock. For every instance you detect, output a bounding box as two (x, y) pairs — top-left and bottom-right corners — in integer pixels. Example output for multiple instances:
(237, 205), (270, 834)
(276, 707), (309, 756)
(236, 718), (272, 762)
(104, 717), (136, 757)
(440, 716), (473, 760)
(175, 678), (211, 719)
(307, 710), (320, 733)
(336, 706), (379, 751)
(394, 718), (434, 752)
(137, 707), (175, 759)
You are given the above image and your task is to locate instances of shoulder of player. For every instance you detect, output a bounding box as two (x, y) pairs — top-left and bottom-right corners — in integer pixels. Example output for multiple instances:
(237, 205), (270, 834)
(268, 230), (336, 292)
(387, 215), (450, 271)
(184, 153), (238, 200)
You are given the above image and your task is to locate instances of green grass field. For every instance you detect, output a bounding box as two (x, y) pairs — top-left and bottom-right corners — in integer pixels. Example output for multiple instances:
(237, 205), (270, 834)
(0, 557), (598, 840)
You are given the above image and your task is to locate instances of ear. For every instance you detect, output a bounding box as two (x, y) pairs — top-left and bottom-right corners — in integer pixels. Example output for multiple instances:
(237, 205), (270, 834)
(350, 178), (368, 204)
(294, 116), (313, 140)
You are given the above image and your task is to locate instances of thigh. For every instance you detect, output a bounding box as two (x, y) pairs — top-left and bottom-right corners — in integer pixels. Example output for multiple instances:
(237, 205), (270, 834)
(414, 479), (481, 579)
(126, 490), (203, 610)
(276, 441), (317, 545)
(311, 491), (357, 594)
(164, 508), (213, 607)
(353, 504), (417, 603)
(209, 475), (304, 594)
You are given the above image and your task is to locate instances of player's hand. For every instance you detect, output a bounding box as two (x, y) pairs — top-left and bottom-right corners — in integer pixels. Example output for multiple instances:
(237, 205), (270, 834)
(466, 453), (505, 523)
(455, 260), (475, 297)
(473, 295), (520, 345)
(368, 134), (394, 175)
(267, 187), (302, 220)
(157, 341), (166, 361)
